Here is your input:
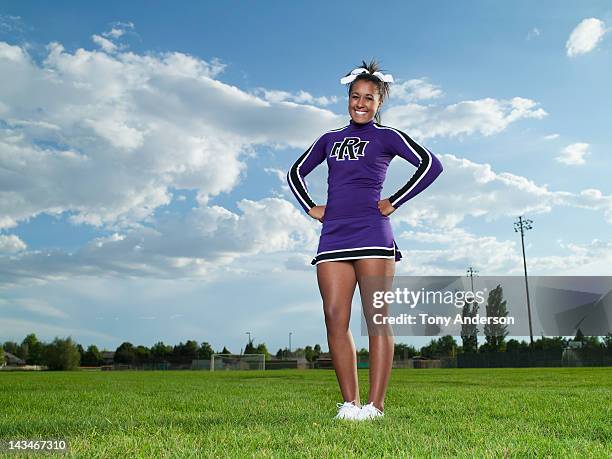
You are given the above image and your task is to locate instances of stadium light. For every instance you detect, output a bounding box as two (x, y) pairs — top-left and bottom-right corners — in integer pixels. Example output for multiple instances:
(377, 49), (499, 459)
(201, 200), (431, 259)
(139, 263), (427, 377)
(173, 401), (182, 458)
(514, 216), (534, 348)
(466, 266), (478, 293)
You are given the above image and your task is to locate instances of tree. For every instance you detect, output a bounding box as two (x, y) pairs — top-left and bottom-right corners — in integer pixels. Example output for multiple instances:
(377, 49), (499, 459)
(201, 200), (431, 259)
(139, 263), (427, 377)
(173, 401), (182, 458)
(304, 345), (321, 362)
(3, 341), (20, 357)
(114, 342), (136, 365)
(604, 333), (612, 355)
(151, 342), (172, 362)
(421, 336), (457, 358)
(76, 344), (85, 364)
(21, 334), (45, 365)
(582, 336), (602, 351)
(243, 341), (255, 355)
(45, 337), (81, 370)
(505, 339), (529, 353)
(394, 343), (418, 360)
(134, 345), (151, 365)
(255, 343), (271, 361)
(82, 345), (102, 366)
(0, 346), (4, 365)
(198, 342), (214, 360)
(221, 346), (231, 355)
(438, 335), (457, 356)
(460, 301), (479, 353)
(483, 285), (509, 352)
(574, 328), (585, 343)
(533, 336), (568, 352)
(420, 339), (438, 358)
(357, 348), (369, 359)
(169, 340), (199, 364)
(185, 340), (199, 356)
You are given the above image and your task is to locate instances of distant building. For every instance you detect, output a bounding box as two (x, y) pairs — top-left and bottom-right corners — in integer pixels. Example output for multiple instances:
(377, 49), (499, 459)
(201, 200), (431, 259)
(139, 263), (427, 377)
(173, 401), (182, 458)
(3, 352), (26, 366)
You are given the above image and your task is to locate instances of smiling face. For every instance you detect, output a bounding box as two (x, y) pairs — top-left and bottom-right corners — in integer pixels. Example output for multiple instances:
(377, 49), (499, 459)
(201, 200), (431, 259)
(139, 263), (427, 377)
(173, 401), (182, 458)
(348, 79), (382, 124)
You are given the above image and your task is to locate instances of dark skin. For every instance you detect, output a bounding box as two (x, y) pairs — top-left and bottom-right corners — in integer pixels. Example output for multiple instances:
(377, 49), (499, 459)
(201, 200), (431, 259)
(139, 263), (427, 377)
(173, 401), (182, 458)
(309, 79), (395, 411)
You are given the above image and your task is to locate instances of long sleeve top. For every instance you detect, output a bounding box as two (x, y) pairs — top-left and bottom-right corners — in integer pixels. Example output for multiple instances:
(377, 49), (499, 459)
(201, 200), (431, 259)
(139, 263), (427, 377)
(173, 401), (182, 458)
(287, 118), (443, 221)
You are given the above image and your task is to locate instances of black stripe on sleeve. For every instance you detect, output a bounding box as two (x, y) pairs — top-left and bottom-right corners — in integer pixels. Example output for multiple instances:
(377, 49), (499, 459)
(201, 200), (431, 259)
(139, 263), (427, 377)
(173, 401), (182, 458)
(288, 145), (317, 210)
(387, 129), (431, 207)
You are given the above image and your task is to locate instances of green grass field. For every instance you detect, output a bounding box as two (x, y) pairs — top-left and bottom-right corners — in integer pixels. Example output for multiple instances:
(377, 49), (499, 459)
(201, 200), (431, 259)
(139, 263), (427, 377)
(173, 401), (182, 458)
(1, 367), (611, 458)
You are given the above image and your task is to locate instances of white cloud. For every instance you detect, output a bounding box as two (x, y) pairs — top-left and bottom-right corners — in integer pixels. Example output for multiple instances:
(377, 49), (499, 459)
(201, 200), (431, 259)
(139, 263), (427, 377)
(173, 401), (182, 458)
(0, 317), (118, 343)
(0, 198), (319, 287)
(254, 87), (338, 106)
(92, 34), (117, 53)
(556, 142), (589, 165)
(284, 254), (313, 271)
(0, 14), (28, 35)
(391, 78), (443, 102)
(104, 21), (134, 39)
(0, 37), (553, 234)
(566, 18), (607, 57)
(543, 133), (559, 140)
(264, 167), (290, 194)
(396, 227), (520, 275)
(384, 97), (547, 140)
(559, 240), (612, 275)
(0, 297), (68, 318)
(0, 234), (27, 253)
(383, 154), (612, 230)
(394, 228), (612, 276)
(2, 33), (605, 288)
(526, 27), (541, 40)
(91, 22), (136, 53)
(0, 40), (343, 231)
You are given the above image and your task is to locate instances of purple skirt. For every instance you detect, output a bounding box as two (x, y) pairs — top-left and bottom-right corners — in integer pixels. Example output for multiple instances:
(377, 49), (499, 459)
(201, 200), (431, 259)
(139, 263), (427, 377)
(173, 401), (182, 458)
(311, 215), (403, 265)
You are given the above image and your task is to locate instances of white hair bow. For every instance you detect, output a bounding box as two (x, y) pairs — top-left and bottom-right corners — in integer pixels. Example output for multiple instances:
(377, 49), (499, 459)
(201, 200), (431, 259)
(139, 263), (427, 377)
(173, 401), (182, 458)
(340, 67), (394, 85)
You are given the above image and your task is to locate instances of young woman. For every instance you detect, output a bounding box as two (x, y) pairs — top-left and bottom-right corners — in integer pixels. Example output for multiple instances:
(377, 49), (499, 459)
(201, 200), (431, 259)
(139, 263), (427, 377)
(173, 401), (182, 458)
(287, 59), (443, 421)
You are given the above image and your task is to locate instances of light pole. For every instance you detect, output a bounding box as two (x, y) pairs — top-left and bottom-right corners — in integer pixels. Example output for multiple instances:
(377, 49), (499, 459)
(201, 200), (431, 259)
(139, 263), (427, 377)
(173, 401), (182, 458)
(465, 266), (479, 351)
(245, 331), (252, 349)
(514, 216), (534, 348)
(466, 266), (478, 293)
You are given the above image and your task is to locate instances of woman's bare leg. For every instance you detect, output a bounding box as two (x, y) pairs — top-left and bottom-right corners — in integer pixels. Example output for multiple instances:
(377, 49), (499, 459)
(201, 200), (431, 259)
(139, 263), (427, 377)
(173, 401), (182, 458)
(355, 258), (395, 411)
(317, 260), (360, 405)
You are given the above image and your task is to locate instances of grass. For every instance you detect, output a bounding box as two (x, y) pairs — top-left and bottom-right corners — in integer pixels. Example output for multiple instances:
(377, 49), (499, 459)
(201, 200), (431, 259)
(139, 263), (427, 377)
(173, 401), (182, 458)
(1, 367), (611, 458)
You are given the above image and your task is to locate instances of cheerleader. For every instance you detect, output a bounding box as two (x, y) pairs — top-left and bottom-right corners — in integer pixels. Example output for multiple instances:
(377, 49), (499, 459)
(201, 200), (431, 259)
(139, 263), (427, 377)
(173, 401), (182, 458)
(287, 59), (443, 420)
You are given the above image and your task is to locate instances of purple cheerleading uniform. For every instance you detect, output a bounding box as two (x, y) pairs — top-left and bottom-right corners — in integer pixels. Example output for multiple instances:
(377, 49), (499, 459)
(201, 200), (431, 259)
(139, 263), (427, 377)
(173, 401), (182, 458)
(287, 118), (443, 265)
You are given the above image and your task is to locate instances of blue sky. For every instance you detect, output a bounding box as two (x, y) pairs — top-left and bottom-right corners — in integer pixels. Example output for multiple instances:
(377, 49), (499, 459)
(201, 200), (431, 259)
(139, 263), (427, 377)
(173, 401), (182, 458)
(1, 1), (611, 353)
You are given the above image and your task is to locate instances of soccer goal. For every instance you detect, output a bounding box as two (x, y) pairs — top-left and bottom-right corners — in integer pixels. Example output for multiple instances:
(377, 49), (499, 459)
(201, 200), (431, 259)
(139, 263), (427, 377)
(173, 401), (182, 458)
(210, 353), (266, 371)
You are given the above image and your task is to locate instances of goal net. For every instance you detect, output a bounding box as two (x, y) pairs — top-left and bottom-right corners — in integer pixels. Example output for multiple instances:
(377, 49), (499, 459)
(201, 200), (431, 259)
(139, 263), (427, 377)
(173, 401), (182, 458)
(210, 353), (266, 371)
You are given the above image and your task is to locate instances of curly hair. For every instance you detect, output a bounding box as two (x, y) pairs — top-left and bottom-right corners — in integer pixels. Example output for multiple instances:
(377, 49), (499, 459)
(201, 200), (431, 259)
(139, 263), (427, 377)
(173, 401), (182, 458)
(342, 58), (391, 124)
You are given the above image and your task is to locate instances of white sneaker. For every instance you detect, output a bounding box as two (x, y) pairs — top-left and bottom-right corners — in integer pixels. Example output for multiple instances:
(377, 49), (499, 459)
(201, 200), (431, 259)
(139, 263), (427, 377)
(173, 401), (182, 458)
(334, 401), (361, 420)
(357, 402), (384, 420)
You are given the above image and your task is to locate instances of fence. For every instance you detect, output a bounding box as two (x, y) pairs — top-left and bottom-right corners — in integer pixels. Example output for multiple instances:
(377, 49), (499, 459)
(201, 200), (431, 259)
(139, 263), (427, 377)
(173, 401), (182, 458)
(81, 350), (612, 371)
(457, 349), (612, 368)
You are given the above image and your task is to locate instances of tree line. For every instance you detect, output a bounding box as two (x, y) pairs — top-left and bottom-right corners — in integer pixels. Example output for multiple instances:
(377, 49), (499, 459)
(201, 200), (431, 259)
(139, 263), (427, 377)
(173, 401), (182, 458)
(2, 334), (326, 370)
(2, 334), (260, 370)
(4, 329), (611, 371)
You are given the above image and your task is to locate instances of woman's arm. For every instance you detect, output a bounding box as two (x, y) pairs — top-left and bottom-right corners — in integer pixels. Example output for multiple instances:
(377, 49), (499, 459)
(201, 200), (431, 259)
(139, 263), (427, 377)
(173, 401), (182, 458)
(287, 134), (328, 214)
(383, 127), (443, 209)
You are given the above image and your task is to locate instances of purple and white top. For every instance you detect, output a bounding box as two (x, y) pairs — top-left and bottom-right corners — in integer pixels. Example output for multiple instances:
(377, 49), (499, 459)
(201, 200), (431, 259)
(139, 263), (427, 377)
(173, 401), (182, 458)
(287, 119), (443, 221)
